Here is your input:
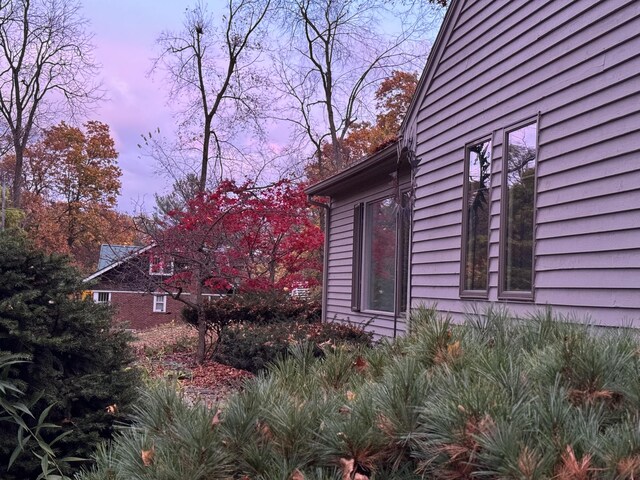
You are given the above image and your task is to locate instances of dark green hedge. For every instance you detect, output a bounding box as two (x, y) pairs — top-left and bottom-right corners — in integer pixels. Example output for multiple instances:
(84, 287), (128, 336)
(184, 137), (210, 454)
(214, 321), (372, 373)
(182, 290), (321, 328)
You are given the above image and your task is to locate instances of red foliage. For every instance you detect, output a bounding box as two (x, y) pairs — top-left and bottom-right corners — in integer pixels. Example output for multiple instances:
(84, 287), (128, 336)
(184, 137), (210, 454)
(155, 179), (323, 293)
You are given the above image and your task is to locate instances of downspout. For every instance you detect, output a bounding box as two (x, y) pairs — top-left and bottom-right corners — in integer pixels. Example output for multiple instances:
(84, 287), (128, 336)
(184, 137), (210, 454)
(307, 195), (330, 323)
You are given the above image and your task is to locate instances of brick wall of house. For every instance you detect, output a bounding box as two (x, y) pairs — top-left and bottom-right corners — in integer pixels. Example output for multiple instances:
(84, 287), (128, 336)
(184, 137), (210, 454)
(108, 292), (186, 330)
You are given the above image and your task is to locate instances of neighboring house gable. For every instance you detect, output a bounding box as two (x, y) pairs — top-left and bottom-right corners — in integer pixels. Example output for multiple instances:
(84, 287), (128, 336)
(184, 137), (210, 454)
(309, 0), (640, 332)
(96, 244), (141, 270)
(84, 244), (188, 329)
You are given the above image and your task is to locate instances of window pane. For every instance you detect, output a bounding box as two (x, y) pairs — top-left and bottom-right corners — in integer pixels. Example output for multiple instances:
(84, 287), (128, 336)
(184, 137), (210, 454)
(364, 198), (396, 312)
(154, 295), (166, 312)
(399, 192), (410, 312)
(463, 140), (492, 291)
(149, 255), (173, 275)
(504, 123), (537, 292)
(95, 292), (110, 304)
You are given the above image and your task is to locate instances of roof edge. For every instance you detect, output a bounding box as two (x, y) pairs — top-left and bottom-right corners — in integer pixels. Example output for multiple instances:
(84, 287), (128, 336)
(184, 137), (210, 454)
(306, 143), (398, 197)
(83, 244), (154, 283)
(400, 0), (462, 134)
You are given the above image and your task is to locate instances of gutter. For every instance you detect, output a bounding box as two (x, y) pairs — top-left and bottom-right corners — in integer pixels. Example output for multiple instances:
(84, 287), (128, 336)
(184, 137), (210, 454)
(307, 195), (330, 323)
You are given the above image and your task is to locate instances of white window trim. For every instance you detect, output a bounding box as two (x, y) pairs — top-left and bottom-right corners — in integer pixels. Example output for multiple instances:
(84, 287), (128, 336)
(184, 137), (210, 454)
(149, 255), (174, 276)
(153, 294), (167, 313)
(93, 291), (111, 304)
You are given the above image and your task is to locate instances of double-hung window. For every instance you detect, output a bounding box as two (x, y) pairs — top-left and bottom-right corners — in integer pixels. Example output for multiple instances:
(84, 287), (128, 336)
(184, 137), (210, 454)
(153, 295), (167, 313)
(352, 193), (410, 314)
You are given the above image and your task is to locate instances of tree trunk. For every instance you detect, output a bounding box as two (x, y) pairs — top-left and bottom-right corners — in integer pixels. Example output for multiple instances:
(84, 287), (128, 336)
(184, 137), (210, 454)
(11, 143), (23, 208)
(200, 117), (211, 192)
(195, 268), (206, 363)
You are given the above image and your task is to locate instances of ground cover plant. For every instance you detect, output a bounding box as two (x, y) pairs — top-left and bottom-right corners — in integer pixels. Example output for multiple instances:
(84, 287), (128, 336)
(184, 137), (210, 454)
(79, 307), (640, 479)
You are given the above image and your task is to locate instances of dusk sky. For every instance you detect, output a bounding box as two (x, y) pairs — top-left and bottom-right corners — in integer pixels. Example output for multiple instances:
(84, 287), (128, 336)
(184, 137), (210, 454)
(80, 1), (440, 214)
(83, 0), (194, 213)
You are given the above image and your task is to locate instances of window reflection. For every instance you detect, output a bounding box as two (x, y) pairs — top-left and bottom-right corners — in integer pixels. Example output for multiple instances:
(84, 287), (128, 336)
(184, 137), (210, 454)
(503, 123), (537, 292)
(463, 140), (491, 292)
(365, 198), (396, 312)
(399, 192), (410, 313)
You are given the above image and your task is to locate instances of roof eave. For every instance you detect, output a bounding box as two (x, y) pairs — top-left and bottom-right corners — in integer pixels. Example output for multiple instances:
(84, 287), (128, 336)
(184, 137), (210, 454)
(83, 244), (154, 283)
(306, 143), (398, 197)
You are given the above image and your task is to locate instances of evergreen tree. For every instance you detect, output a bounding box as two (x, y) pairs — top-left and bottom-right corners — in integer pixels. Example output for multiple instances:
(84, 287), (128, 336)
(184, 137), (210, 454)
(0, 231), (139, 479)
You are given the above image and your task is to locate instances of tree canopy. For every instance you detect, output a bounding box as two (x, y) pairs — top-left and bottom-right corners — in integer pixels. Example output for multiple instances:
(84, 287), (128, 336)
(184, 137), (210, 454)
(0, 0), (100, 208)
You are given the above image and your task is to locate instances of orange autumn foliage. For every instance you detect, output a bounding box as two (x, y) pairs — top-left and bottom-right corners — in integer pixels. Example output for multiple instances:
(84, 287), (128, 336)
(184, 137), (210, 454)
(307, 70), (418, 184)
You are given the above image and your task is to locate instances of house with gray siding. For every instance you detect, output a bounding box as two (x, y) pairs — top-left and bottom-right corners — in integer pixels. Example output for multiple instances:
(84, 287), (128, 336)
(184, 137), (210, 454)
(307, 0), (640, 336)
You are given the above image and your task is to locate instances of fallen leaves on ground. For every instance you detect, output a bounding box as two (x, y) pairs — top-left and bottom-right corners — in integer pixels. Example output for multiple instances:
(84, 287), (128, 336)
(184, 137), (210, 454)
(133, 322), (253, 404)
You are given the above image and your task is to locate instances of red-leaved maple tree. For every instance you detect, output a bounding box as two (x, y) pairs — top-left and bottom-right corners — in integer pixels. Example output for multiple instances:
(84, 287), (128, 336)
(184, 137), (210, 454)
(147, 178), (323, 361)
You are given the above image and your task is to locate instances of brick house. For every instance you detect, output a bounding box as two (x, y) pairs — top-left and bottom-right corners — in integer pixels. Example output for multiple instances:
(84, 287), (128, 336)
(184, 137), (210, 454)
(84, 244), (216, 330)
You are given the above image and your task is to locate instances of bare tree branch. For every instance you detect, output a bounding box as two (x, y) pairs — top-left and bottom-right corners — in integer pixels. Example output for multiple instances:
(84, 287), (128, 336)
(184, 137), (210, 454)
(0, 0), (102, 208)
(150, 0), (272, 191)
(273, 0), (444, 177)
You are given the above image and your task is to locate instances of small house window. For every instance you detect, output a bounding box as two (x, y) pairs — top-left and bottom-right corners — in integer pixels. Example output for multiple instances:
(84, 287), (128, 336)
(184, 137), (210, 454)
(501, 121), (537, 297)
(93, 292), (111, 304)
(149, 255), (173, 276)
(153, 295), (167, 313)
(461, 139), (492, 295)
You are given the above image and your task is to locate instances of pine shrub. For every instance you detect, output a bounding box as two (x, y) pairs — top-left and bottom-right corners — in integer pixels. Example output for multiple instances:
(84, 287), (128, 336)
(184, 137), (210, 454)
(80, 306), (640, 479)
(0, 232), (139, 479)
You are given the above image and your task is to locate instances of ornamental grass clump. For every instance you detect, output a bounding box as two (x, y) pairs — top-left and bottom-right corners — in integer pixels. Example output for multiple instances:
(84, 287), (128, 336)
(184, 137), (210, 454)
(79, 307), (640, 479)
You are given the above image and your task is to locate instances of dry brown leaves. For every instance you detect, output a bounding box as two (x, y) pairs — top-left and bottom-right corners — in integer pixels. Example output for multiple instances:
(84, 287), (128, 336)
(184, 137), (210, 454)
(133, 322), (253, 404)
(132, 322), (197, 354)
(339, 458), (370, 480)
(555, 445), (598, 480)
(141, 446), (155, 466)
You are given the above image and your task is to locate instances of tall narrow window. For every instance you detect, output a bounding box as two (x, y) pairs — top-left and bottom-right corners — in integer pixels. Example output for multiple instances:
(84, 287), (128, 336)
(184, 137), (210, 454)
(461, 139), (492, 294)
(351, 204), (364, 312)
(502, 122), (537, 295)
(398, 192), (411, 313)
(363, 198), (398, 313)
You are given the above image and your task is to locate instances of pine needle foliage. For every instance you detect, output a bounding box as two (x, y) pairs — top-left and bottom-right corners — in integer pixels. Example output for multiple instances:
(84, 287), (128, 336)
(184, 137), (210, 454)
(0, 232), (139, 479)
(80, 383), (234, 480)
(80, 306), (640, 479)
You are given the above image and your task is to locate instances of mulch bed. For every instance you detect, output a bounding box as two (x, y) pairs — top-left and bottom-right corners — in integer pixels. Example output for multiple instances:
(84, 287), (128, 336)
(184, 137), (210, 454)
(132, 322), (254, 405)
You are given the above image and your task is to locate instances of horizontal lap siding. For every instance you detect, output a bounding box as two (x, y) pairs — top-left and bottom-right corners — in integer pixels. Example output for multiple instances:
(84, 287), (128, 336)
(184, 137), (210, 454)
(326, 177), (410, 337)
(411, 0), (640, 326)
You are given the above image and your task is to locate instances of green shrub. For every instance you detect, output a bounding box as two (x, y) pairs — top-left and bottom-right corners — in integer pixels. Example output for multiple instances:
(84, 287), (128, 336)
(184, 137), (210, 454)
(182, 290), (322, 327)
(0, 232), (139, 479)
(214, 320), (373, 373)
(80, 307), (640, 479)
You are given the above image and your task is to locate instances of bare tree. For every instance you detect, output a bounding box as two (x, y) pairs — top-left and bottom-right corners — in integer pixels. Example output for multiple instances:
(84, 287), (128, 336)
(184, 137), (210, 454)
(273, 0), (444, 176)
(0, 0), (100, 208)
(152, 0), (272, 192)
